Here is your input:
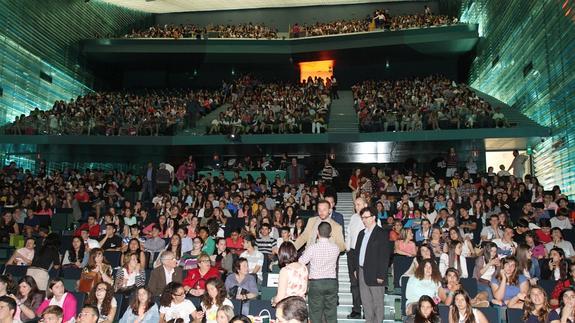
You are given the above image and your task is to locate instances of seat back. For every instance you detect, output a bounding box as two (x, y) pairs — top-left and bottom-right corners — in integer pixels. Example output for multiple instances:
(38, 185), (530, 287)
(71, 291), (86, 315)
(103, 250), (122, 268)
(259, 286), (277, 301)
(4, 265), (28, 278)
(466, 257), (476, 277)
(248, 299), (276, 318)
(539, 279), (556, 297)
(61, 267), (82, 280)
(114, 295), (124, 321)
(507, 308), (523, 322)
(460, 278), (478, 298)
(393, 255), (414, 289)
(438, 304), (450, 322)
(478, 306), (500, 323)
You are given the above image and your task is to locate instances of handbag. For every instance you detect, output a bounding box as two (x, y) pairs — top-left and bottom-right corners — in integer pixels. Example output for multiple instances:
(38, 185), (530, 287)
(249, 309), (271, 323)
(78, 270), (102, 293)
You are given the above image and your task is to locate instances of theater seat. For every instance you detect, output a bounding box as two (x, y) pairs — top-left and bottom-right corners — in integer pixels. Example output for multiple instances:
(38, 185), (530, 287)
(259, 286), (277, 301)
(71, 292), (86, 315)
(507, 308), (523, 322)
(460, 278), (478, 298)
(4, 265), (27, 278)
(438, 304), (449, 322)
(393, 255), (414, 289)
(248, 299), (276, 318)
(114, 295), (124, 321)
(61, 267), (82, 280)
(478, 306), (499, 323)
(539, 279), (556, 297)
(103, 250), (121, 268)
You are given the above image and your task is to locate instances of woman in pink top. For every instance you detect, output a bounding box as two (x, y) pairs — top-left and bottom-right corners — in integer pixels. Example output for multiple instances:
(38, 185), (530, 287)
(272, 243), (308, 306)
(36, 278), (77, 323)
(394, 228), (417, 257)
(395, 202), (414, 220)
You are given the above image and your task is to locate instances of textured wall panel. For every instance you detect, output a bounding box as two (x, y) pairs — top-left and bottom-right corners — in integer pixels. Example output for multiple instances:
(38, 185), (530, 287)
(0, 0), (151, 124)
(460, 0), (575, 196)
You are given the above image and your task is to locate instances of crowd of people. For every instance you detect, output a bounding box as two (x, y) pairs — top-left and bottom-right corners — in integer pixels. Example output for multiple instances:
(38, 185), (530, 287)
(353, 76), (509, 132)
(0, 145), (573, 323)
(124, 23), (278, 39)
(207, 76), (336, 135)
(3, 89), (224, 136)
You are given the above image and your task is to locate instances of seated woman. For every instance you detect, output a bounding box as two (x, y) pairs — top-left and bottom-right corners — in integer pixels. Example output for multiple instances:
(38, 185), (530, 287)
(225, 258), (258, 314)
(542, 247), (568, 281)
(180, 236), (204, 269)
(473, 242), (500, 302)
(216, 305), (235, 323)
(0, 211), (20, 242)
(119, 287), (159, 323)
(0, 275), (14, 298)
(516, 244), (541, 285)
(402, 244), (433, 279)
(404, 295), (441, 323)
(428, 227), (445, 258)
(36, 278), (77, 323)
(61, 236), (88, 268)
(5, 237), (35, 266)
(405, 259), (442, 315)
(549, 287), (575, 323)
(550, 263), (575, 308)
(201, 278), (234, 323)
(439, 240), (468, 278)
(522, 285), (550, 323)
(183, 252), (220, 297)
(273, 243), (308, 305)
(85, 282), (117, 323)
(114, 252), (146, 294)
(153, 234), (183, 268)
(449, 290), (488, 323)
(159, 282), (203, 323)
(122, 238), (147, 268)
(394, 228), (417, 257)
(490, 256), (529, 308)
(439, 268), (462, 306)
(82, 248), (114, 285)
(14, 276), (44, 322)
(525, 231), (547, 260)
(443, 227), (474, 257)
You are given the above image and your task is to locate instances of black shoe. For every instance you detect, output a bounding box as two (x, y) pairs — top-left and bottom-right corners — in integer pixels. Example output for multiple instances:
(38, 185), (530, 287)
(347, 312), (361, 319)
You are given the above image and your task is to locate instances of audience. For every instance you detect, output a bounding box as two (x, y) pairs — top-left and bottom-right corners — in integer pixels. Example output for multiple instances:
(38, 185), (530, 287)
(4, 89), (223, 136)
(353, 76), (505, 132)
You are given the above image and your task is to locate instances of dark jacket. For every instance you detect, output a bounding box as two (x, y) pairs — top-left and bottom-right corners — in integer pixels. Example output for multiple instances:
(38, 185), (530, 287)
(148, 266), (183, 297)
(354, 225), (391, 286)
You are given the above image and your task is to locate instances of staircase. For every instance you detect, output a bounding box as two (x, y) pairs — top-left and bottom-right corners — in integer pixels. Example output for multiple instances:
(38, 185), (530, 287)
(328, 91), (359, 135)
(336, 192), (400, 323)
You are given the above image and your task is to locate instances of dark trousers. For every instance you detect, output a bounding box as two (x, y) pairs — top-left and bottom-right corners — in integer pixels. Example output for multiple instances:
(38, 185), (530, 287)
(308, 279), (338, 323)
(347, 249), (362, 313)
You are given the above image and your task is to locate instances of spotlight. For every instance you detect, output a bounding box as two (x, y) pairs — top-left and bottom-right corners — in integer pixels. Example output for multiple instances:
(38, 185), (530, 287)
(227, 133), (241, 142)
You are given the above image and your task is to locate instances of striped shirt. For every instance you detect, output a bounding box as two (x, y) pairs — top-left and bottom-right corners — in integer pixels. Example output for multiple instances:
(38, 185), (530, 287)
(256, 236), (277, 255)
(299, 237), (339, 279)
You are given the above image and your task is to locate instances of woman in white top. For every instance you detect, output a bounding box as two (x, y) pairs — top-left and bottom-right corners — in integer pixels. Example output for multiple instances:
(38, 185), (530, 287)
(159, 282), (203, 323)
(201, 278), (234, 323)
(449, 290), (488, 323)
(440, 241), (468, 278)
(85, 282), (117, 323)
(6, 237), (35, 266)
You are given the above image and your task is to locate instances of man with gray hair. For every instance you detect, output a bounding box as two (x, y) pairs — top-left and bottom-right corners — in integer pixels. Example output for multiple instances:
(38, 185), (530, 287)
(276, 296), (309, 323)
(148, 250), (183, 296)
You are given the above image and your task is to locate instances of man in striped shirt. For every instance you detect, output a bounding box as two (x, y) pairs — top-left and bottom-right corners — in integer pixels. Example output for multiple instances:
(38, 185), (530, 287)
(299, 222), (339, 323)
(256, 223), (277, 272)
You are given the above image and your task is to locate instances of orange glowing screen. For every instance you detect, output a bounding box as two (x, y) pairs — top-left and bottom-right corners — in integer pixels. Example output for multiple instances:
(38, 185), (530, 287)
(299, 60), (334, 82)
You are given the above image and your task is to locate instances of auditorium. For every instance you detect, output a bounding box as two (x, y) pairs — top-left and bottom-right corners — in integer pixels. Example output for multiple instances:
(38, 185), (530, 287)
(0, 0), (573, 322)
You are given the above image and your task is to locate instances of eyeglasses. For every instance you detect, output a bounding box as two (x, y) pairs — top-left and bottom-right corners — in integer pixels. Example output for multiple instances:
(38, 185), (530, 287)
(361, 215), (374, 219)
(78, 312), (96, 317)
(173, 292), (185, 297)
(96, 287), (107, 292)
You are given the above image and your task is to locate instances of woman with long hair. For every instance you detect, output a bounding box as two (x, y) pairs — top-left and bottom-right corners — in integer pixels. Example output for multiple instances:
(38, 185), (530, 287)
(83, 248), (113, 285)
(85, 282), (117, 323)
(405, 295), (441, 323)
(439, 268), (461, 306)
(473, 242), (499, 302)
(35, 278), (77, 323)
(449, 290), (487, 323)
(159, 282), (202, 323)
(61, 236), (87, 268)
(490, 256), (529, 308)
(14, 275), (43, 321)
(273, 242), (308, 305)
(549, 287), (575, 323)
(28, 232), (60, 291)
(201, 278), (234, 323)
(0, 212), (20, 242)
(405, 259), (442, 315)
(292, 217), (305, 240)
(550, 263), (575, 308)
(395, 228), (417, 257)
(516, 244), (541, 285)
(119, 287), (159, 323)
(154, 234), (183, 268)
(543, 247), (569, 281)
(181, 236), (204, 269)
(216, 305), (235, 323)
(444, 227), (474, 257)
(525, 231), (547, 260)
(439, 241), (468, 278)
(523, 285), (550, 322)
(403, 244), (433, 278)
(429, 227), (445, 257)
(114, 252), (146, 294)
(122, 238), (146, 268)
(0, 275), (15, 297)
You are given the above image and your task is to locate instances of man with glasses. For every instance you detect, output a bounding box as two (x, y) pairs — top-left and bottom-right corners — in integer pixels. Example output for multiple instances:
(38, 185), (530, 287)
(39, 305), (63, 323)
(76, 305), (99, 323)
(0, 296), (16, 323)
(149, 250), (183, 296)
(354, 206), (391, 323)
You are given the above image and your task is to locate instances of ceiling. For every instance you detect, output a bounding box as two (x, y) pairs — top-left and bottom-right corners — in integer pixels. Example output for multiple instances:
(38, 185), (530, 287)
(99, 0), (412, 13)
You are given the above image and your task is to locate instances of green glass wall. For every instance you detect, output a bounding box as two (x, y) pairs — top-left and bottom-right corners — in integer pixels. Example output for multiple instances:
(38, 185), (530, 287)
(460, 0), (575, 196)
(0, 0), (151, 124)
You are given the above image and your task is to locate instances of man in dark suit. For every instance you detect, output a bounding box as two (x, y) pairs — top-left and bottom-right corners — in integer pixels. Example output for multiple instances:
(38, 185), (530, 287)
(148, 251), (183, 297)
(354, 206), (391, 323)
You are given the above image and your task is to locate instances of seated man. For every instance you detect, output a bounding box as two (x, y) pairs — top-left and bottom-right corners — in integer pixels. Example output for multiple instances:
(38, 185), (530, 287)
(276, 296), (309, 323)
